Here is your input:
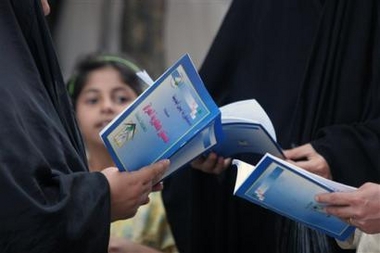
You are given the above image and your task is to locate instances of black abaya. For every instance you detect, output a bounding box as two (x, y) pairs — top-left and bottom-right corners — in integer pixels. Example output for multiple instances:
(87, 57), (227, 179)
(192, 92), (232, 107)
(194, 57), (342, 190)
(163, 0), (380, 252)
(0, 1), (110, 252)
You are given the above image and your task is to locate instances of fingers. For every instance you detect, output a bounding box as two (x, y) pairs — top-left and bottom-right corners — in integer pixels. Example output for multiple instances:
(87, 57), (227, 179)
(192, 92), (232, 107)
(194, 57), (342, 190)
(191, 152), (218, 170)
(136, 159), (170, 184)
(325, 206), (354, 220)
(152, 182), (164, 192)
(293, 160), (329, 178)
(40, 0), (51, 15)
(283, 143), (313, 160)
(152, 160), (169, 183)
(354, 219), (380, 234)
(315, 192), (352, 206)
(224, 158), (232, 169)
(101, 161), (169, 221)
(284, 144), (331, 178)
(315, 191), (361, 221)
(140, 194), (150, 206)
(191, 152), (231, 174)
(210, 156), (229, 174)
(315, 192), (347, 205)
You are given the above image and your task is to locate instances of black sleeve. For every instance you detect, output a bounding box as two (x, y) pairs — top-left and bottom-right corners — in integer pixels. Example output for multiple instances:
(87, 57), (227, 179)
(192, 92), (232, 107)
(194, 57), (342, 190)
(0, 1), (112, 252)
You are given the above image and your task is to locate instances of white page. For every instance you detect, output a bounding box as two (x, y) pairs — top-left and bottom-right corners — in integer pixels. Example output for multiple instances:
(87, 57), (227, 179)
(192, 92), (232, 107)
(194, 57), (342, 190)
(232, 159), (256, 194)
(136, 70), (154, 86)
(233, 154), (357, 194)
(220, 99), (277, 140)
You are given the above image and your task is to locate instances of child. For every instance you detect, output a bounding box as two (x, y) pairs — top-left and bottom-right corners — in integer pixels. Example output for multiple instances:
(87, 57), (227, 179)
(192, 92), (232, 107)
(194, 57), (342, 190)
(67, 53), (178, 253)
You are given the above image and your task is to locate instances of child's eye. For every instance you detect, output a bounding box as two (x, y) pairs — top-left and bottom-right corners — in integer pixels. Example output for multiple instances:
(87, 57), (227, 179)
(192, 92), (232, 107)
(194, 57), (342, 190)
(85, 98), (99, 105)
(114, 95), (132, 104)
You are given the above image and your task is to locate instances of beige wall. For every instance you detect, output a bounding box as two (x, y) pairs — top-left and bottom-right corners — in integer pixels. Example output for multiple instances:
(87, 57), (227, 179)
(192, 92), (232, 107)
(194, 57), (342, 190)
(53, 0), (231, 80)
(164, 0), (231, 69)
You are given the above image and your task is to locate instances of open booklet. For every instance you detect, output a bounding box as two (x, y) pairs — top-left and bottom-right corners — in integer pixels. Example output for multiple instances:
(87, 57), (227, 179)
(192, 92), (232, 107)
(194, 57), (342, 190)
(233, 153), (357, 241)
(100, 54), (284, 180)
(214, 99), (284, 158)
(133, 73), (282, 160)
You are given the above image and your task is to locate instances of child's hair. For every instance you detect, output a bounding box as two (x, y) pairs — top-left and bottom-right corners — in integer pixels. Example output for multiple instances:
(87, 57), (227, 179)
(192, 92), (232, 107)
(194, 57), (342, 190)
(67, 52), (145, 106)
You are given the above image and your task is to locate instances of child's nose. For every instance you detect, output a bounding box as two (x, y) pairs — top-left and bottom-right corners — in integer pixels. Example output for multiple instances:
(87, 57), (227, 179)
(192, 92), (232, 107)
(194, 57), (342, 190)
(100, 99), (115, 113)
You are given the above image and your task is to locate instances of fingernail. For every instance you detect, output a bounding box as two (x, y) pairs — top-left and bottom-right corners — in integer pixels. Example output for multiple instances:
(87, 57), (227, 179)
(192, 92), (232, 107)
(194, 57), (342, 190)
(160, 159), (170, 165)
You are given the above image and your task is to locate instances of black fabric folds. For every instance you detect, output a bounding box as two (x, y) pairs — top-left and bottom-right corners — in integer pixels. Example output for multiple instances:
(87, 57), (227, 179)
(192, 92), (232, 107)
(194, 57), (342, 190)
(163, 0), (380, 252)
(0, 1), (111, 252)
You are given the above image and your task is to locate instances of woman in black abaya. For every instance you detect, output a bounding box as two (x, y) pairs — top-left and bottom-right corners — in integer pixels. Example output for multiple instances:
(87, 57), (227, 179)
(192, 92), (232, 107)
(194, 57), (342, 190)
(0, 1), (168, 252)
(163, 0), (380, 252)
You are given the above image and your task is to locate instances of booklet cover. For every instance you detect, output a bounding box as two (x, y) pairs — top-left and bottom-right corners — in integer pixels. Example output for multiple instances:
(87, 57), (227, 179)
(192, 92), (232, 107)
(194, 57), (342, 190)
(233, 153), (356, 241)
(100, 54), (223, 179)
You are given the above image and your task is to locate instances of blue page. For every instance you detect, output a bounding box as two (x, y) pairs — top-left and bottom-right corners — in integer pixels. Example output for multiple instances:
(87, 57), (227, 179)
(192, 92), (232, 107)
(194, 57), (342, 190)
(214, 122), (283, 158)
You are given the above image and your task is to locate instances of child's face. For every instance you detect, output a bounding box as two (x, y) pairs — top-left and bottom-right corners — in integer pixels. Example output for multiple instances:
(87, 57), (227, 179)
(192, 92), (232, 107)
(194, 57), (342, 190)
(76, 67), (138, 147)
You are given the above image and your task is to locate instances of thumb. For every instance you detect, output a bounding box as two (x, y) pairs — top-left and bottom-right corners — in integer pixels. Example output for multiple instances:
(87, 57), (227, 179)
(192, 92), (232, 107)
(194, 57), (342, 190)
(138, 159), (170, 184)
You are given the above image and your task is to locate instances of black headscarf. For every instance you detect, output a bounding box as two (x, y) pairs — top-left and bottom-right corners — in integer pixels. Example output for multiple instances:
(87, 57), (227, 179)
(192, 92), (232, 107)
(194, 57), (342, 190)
(163, 0), (380, 252)
(0, 1), (110, 252)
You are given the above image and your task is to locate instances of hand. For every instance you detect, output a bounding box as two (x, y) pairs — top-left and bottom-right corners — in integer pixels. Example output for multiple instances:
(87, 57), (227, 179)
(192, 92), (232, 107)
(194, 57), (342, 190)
(101, 159), (169, 221)
(283, 143), (332, 179)
(315, 183), (380, 234)
(191, 152), (231, 175)
(108, 237), (161, 253)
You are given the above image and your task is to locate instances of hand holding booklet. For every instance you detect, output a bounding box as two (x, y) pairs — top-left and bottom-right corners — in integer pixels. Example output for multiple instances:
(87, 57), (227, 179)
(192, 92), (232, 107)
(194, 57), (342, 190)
(100, 54), (223, 179)
(233, 153), (356, 241)
(100, 53), (283, 180)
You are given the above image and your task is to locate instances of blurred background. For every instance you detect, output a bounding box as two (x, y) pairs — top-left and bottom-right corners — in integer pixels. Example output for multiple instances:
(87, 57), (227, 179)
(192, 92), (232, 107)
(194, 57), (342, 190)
(46, 0), (232, 81)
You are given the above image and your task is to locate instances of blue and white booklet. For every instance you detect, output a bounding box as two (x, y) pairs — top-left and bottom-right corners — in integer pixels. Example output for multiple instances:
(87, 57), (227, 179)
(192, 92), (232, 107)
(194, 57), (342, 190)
(233, 153), (356, 241)
(100, 54), (223, 179)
